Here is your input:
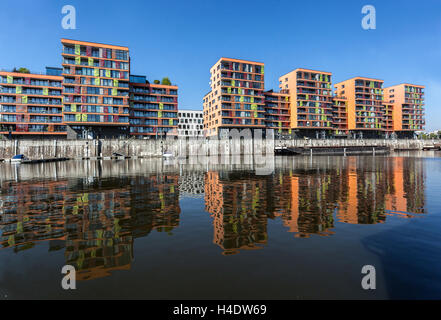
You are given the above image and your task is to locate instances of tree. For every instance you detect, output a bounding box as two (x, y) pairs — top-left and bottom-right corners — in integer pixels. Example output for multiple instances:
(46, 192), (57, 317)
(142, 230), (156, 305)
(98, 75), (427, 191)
(13, 67), (30, 74)
(153, 80), (160, 84)
(161, 77), (171, 85)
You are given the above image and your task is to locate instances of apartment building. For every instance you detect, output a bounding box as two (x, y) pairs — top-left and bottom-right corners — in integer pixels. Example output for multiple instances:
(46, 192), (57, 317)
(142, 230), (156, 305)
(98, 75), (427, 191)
(263, 90), (291, 138)
(129, 75), (178, 138)
(382, 101), (394, 136)
(384, 84), (425, 138)
(0, 38), (183, 140)
(0, 69), (65, 138)
(203, 58), (266, 137)
(332, 96), (349, 137)
(61, 39), (130, 139)
(178, 109), (203, 138)
(279, 68), (333, 138)
(334, 77), (385, 138)
(0, 40), (427, 140)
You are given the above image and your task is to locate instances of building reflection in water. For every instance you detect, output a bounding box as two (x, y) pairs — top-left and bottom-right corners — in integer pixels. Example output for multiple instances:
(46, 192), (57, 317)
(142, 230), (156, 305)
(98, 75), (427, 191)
(0, 161), (181, 281)
(204, 156), (426, 254)
(178, 172), (205, 199)
(336, 157), (425, 224)
(0, 155), (427, 277)
(205, 171), (270, 255)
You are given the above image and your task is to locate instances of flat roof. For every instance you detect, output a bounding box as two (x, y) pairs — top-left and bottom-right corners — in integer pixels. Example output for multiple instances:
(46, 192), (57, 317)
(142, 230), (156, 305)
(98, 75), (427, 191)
(279, 68), (332, 78)
(214, 57), (264, 66)
(0, 71), (62, 80)
(384, 83), (425, 88)
(129, 81), (178, 89)
(61, 38), (129, 50)
(178, 109), (203, 113)
(335, 76), (384, 84)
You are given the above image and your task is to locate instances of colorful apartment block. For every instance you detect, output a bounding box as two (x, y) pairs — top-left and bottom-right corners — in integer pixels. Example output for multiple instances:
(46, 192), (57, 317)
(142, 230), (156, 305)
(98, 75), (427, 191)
(129, 75), (178, 138)
(279, 68), (334, 138)
(334, 77), (385, 138)
(203, 58), (266, 137)
(332, 96), (349, 136)
(0, 40), (427, 140)
(382, 101), (394, 134)
(0, 70), (65, 138)
(61, 39), (131, 139)
(384, 84), (425, 137)
(263, 90), (291, 138)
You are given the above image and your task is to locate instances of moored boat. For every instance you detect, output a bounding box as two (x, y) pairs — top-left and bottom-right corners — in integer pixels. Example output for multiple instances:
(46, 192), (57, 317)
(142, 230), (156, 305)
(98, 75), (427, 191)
(10, 154), (28, 163)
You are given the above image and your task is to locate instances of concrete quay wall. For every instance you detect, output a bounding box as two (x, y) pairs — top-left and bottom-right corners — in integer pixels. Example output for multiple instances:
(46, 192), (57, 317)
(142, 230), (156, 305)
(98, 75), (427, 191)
(0, 138), (438, 160)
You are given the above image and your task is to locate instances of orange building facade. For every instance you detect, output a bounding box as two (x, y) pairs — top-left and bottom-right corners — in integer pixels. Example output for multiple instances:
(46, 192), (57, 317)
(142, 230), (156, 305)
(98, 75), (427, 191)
(1, 43), (427, 139)
(334, 77), (385, 138)
(263, 90), (291, 138)
(382, 101), (394, 134)
(61, 39), (131, 139)
(279, 68), (334, 138)
(203, 58), (266, 137)
(384, 84), (425, 137)
(129, 75), (178, 138)
(332, 96), (349, 136)
(0, 38), (182, 140)
(0, 71), (66, 137)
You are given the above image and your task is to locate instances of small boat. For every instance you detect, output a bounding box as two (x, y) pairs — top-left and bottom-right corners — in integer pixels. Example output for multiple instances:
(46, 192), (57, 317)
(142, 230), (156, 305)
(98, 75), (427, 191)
(112, 152), (124, 157)
(162, 152), (174, 159)
(11, 154), (28, 163)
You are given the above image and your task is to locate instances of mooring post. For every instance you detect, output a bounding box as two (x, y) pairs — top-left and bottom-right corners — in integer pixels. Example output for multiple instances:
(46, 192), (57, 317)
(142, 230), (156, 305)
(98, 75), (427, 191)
(53, 139), (57, 158)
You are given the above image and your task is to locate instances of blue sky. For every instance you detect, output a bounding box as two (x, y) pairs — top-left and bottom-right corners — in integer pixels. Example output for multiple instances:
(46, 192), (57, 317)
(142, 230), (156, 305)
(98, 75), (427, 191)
(1, 0), (440, 131)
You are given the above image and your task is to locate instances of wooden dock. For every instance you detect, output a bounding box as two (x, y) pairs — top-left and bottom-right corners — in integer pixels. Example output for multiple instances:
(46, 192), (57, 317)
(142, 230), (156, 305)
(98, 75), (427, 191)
(422, 143), (441, 151)
(275, 145), (390, 156)
(5, 157), (70, 164)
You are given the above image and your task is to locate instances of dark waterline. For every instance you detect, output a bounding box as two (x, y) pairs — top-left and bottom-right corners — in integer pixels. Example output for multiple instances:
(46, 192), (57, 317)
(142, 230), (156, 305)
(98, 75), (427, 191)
(0, 152), (440, 299)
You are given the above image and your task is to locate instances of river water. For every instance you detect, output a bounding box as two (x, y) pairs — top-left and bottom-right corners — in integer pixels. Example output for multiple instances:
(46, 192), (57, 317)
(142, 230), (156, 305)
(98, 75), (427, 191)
(0, 152), (440, 299)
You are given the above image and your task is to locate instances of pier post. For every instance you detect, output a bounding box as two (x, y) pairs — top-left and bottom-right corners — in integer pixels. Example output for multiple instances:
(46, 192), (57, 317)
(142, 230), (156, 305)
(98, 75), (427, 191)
(53, 139), (57, 158)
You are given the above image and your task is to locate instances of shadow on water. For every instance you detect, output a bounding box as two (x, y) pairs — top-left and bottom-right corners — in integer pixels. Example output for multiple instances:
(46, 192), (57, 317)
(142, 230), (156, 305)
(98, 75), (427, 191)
(361, 157), (441, 299)
(362, 220), (441, 299)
